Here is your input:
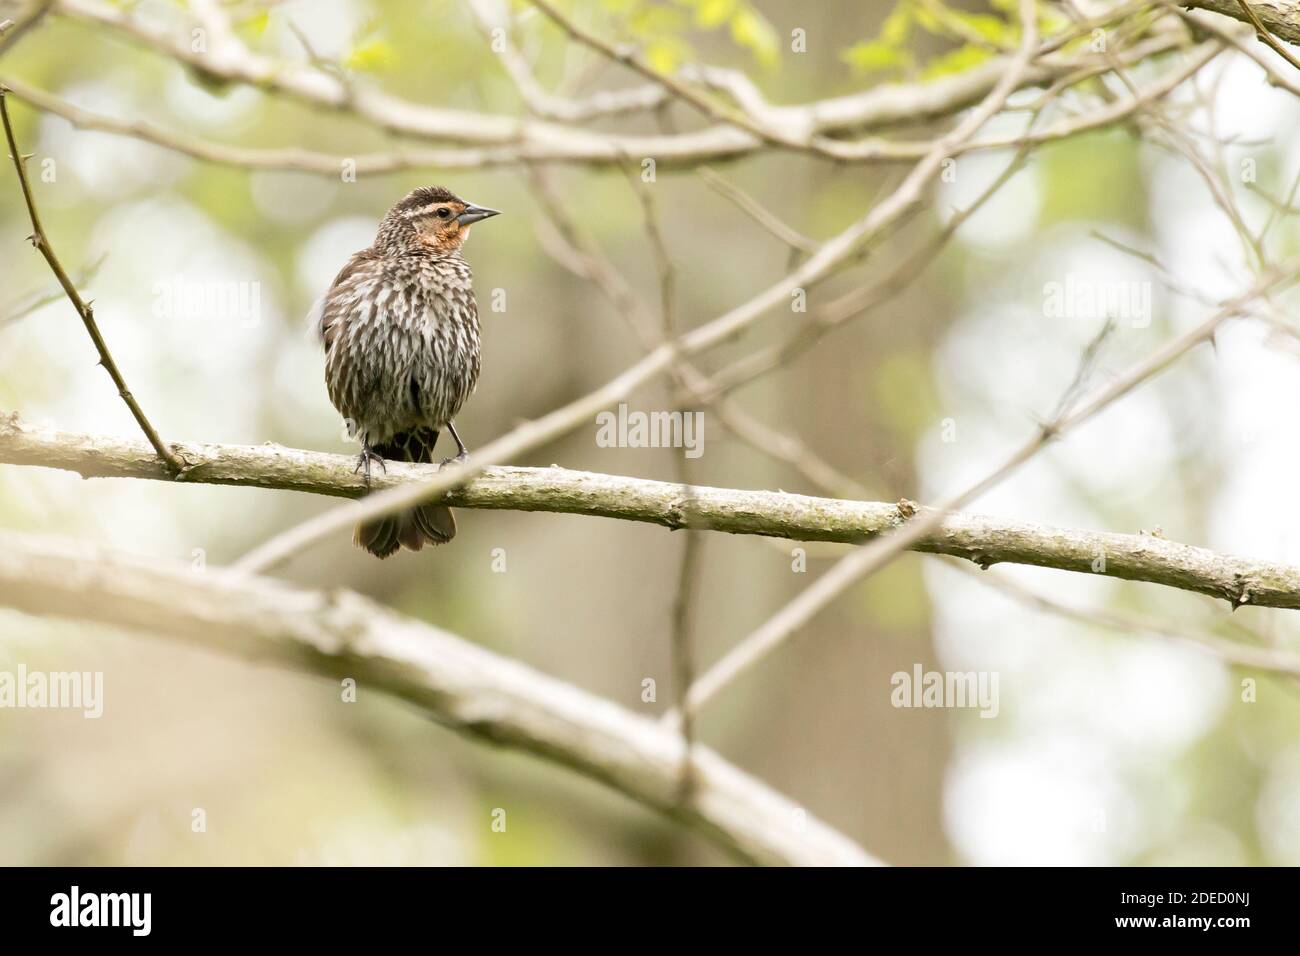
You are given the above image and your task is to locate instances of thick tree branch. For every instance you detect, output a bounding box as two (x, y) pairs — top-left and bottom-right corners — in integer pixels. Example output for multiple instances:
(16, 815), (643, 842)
(7, 415), (1300, 610)
(0, 529), (876, 867)
(1231, 0), (1300, 69)
(1187, 0), (1300, 44)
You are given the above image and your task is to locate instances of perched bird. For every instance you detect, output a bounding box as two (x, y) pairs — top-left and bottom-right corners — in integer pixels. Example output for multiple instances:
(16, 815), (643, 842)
(314, 185), (500, 558)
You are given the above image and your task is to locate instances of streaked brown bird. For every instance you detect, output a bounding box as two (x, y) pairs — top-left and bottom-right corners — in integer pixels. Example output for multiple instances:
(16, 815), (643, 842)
(314, 186), (500, 558)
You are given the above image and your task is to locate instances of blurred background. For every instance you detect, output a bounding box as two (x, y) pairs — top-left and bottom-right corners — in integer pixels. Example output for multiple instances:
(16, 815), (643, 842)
(2, 0), (1300, 865)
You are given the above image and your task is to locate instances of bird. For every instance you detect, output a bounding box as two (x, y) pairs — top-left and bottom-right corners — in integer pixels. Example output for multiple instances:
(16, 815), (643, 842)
(313, 185), (500, 558)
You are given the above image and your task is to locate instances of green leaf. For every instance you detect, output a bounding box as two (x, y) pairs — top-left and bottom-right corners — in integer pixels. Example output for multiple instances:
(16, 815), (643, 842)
(629, 4), (687, 36)
(345, 37), (396, 73)
(644, 35), (693, 74)
(841, 1), (919, 76)
(879, 3), (916, 46)
(695, 0), (738, 29)
(945, 10), (1013, 44)
(913, 4), (942, 34)
(920, 43), (991, 79)
(729, 7), (779, 67)
(842, 39), (913, 74)
(236, 11), (271, 40)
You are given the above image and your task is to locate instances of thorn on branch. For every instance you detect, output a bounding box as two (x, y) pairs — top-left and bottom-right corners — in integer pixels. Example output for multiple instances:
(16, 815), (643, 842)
(1233, 574), (1256, 609)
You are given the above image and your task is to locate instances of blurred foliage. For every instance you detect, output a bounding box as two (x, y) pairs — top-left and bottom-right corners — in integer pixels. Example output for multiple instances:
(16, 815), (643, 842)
(843, 0), (1070, 79)
(1036, 132), (1146, 229)
(303, 0), (786, 78)
(600, 0), (781, 72)
(343, 18), (399, 73)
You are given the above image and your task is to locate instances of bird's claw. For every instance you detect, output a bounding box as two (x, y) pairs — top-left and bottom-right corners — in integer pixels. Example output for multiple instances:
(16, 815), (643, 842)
(438, 452), (469, 471)
(354, 448), (387, 488)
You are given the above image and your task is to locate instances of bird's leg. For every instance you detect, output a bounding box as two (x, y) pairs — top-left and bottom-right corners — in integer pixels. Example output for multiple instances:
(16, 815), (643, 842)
(440, 421), (470, 468)
(353, 436), (387, 490)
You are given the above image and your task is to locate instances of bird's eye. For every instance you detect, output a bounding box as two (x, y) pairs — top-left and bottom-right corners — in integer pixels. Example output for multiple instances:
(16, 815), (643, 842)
(435, 207), (452, 219)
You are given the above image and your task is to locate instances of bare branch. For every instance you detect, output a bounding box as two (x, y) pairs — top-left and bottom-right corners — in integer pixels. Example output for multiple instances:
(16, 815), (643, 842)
(1232, 0), (1300, 71)
(11, 416), (1300, 610)
(4, 34), (1207, 174)
(696, 167), (822, 255)
(954, 561), (1300, 680)
(0, 0), (50, 56)
(465, 0), (669, 122)
(525, 0), (841, 158)
(25, 0), (1191, 171)
(1165, 2), (1300, 95)
(0, 250), (105, 328)
(0, 88), (183, 473)
(1186, 0), (1300, 44)
(671, 256), (1300, 720)
(0, 529), (877, 867)
(528, 168), (862, 498)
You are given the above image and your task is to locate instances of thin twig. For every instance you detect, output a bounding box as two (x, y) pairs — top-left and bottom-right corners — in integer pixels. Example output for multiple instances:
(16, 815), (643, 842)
(632, 169), (701, 803)
(696, 167), (822, 255)
(530, 167), (868, 498)
(952, 561), (1300, 680)
(465, 0), (668, 122)
(0, 87), (183, 474)
(0, 0), (51, 56)
(525, 0), (838, 158)
(0, 251), (106, 328)
(707, 146), (1030, 399)
(667, 257), (1300, 723)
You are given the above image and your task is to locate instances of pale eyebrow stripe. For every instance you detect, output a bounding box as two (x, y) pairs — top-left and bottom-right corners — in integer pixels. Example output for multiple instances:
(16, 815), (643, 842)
(403, 203), (446, 218)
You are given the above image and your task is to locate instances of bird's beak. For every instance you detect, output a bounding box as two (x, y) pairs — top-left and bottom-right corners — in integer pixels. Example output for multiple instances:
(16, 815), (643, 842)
(458, 203), (501, 226)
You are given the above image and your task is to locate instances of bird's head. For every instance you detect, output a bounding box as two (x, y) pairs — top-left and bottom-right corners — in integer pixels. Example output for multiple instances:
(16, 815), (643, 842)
(379, 186), (500, 254)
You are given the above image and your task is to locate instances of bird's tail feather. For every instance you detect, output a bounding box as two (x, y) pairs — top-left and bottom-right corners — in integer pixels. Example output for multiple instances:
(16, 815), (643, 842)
(354, 428), (456, 558)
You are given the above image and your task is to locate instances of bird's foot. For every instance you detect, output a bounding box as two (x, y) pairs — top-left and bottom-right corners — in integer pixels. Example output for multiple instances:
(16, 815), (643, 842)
(438, 452), (469, 470)
(354, 448), (388, 489)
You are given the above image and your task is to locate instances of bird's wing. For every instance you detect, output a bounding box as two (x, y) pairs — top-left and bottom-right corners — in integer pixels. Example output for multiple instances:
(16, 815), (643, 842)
(314, 249), (382, 349)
